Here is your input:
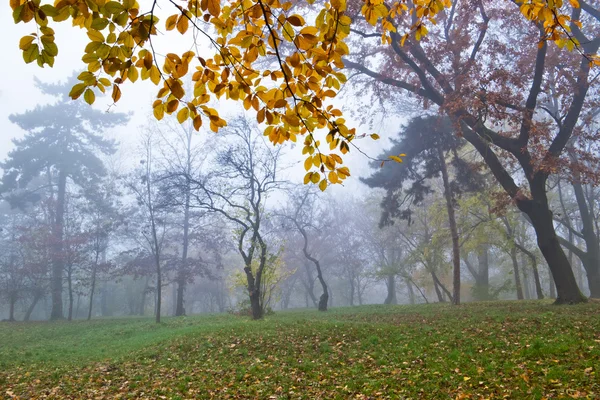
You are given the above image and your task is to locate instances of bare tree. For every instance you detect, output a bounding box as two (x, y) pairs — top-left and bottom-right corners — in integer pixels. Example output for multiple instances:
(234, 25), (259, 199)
(188, 117), (284, 320)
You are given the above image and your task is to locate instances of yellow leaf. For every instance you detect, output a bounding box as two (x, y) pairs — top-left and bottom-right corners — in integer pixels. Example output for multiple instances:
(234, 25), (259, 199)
(371, 133), (380, 140)
(149, 65), (161, 85)
(389, 155), (404, 163)
(303, 172), (312, 184)
(22, 43), (39, 64)
(319, 179), (327, 191)
(19, 35), (35, 50)
(83, 88), (95, 105)
(287, 15), (305, 26)
(300, 26), (319, 36)
(207, 0), (220, 17)
(177, 107), (189, 123)
(128, 66), (139, 82)
(165, 14), (178, 31)
(87, 29), (104, 42)
(153, 102), (165, 120)
(304, 157), (312, 171)
(171, 81), (185, 99)
(112, 84), (121, 102)
(176, 15), (188, 34)
(193, 115), (202, 131)
(69, 83), (86, 99)
(310, 172), (320, 184)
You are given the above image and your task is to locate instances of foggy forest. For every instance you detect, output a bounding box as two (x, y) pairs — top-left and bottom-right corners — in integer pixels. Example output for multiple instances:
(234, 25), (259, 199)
(1, 0), (599, 397)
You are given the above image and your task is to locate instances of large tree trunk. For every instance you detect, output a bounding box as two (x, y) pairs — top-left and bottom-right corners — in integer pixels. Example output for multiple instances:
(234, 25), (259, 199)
(522, 191), (585, 304)
(437, 146), (461, 305)
(50, 169), (67, 320)
(384, 274), (397, 305)
(245, 266), (263, 319)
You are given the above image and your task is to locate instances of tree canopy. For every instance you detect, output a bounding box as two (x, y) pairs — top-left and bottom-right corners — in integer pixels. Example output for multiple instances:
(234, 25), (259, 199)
(9, 0), (597, 188)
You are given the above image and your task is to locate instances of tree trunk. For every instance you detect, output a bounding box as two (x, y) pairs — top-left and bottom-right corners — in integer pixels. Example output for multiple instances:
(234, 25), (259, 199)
(384, 274), (397, 305)
(572, 182), (600, 298)
(521, 253), (532, 299)
(406, 277), (415, 304)
(175, 186), (190, 316)
(50, 169), (67, 320)
(523, 196), (584, 303)
(24, 291), (42, 321)
(87, 258), (97, 320)
(437, 146), (461, 305)
(431, 269), (452, 302)
(431, 271), (445, 302)
(8, 293), (16, 321)
(297, 223), (328, 311)
(67, 265), (74, 321)
(510, 247), (524, 300)
(531, 259), (544, 300)
(549, 270), (557, 299)
(244, 266), (263, 319)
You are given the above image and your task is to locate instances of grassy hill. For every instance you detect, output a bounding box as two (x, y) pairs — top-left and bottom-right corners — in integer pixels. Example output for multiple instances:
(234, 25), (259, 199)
(1, 301), (599, 399)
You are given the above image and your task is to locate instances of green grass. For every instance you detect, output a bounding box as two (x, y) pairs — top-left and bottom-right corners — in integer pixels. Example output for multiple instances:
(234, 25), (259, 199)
(1, 301), (599, 399)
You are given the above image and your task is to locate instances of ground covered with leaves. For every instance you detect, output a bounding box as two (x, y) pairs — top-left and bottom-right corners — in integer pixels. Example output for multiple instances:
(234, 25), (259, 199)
(1, 301), (599, 399)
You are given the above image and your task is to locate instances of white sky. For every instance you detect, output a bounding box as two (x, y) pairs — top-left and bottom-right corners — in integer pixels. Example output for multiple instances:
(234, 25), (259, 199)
(0, 6), (403, 199)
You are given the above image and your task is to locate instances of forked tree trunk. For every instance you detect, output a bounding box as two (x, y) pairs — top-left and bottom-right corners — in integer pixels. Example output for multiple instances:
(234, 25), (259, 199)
(24, 291), (43, 321)
(298, 223), (328, 311)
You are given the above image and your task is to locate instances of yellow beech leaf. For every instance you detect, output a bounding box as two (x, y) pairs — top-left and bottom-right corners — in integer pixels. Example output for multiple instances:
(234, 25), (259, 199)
(310, 172), (320, 184)
(287, 15), (305, 26)
(69, 83), (86, 99)
(83, 88), (95, 105)
(148, 65), (160, 85)
(304, 157), (312, 171)
(177, 107), (190, 123)
(319, 179), (327, 191)
(19, 35), (35, 50)
(193, 115), (202, 131)
(207, 0), (220, 17)
(112, 84), (121, 102)
(176, 15), (188, 34)
(165, 14), (178, 31)
(153, 103), (165, 120)
(303, 172), (312, 184)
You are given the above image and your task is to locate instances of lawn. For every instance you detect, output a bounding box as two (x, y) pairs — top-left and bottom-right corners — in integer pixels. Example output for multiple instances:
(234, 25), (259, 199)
(1, 301), (599, 399)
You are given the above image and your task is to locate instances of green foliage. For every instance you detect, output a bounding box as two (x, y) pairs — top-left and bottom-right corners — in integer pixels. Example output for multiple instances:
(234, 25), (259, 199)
(1, 301), (599, 398)
(229, 248), (296, 314)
